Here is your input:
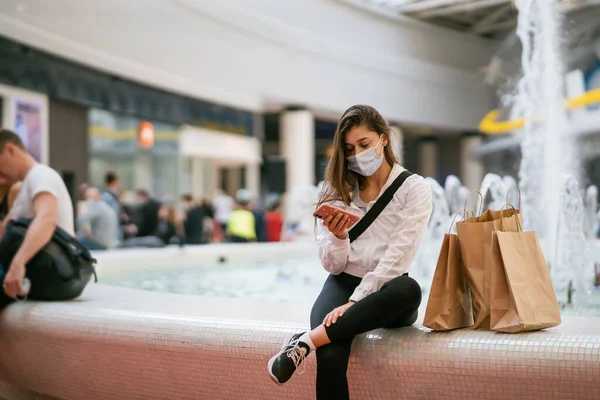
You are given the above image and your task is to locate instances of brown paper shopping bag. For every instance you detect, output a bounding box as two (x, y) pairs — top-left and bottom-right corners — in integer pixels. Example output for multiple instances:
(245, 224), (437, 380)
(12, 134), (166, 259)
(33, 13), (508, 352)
(490, 217), (561, 333)
(424, 214), (473, 331)
(455, 191), (521, 330)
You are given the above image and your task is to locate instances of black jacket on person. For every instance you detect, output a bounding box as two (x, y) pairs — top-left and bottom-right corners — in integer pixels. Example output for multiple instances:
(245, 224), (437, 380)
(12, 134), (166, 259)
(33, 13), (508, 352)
(184, 206), (208, 244)
(201, 202), (214, 220)
(135, 199), (162, 238)
(252, 209), (267, 243)
(154, 220), (181, 245)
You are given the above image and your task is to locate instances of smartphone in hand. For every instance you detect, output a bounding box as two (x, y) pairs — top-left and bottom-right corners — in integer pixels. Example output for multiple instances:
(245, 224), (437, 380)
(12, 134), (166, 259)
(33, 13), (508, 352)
(313, 204), (360, 227)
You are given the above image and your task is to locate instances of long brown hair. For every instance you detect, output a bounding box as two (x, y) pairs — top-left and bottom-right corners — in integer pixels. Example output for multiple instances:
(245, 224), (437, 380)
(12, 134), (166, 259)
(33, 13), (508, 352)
(160, 204), (178, 224)
(317, 105), (398, 207)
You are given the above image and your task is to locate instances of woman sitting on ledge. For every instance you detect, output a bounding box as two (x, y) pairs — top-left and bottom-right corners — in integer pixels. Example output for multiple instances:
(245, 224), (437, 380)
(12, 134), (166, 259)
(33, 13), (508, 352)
(267, 105), (432, 399)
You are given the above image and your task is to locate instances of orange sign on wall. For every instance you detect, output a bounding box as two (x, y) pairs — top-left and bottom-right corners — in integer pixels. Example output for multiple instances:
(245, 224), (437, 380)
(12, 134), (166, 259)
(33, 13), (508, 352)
(138, 121), (155, 149)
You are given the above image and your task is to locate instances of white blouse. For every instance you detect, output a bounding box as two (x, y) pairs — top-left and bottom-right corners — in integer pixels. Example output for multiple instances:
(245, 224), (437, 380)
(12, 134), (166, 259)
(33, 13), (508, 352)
(316, 164), (433, 302)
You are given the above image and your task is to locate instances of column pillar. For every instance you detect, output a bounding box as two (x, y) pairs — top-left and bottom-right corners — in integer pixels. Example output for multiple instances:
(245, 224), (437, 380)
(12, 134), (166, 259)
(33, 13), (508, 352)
(418, 137), (438, 180)
(191, 158), (205, 200)
(226, 167), (243, 197)
(280, 106), (315, 192)
(245, 163), (260, 198)
(460, 133), (484, 191)
(206, 162), (219, 199)
(389, 125), (404, 165)
(180, 157), (192, 196)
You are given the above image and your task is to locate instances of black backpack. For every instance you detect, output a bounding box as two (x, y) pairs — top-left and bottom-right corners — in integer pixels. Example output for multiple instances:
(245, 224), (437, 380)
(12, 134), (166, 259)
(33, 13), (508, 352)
(0, 218), (97, 301)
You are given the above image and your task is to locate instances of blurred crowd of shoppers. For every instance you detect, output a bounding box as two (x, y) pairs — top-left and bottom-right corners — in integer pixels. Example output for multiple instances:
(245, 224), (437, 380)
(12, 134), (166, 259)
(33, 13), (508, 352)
(75, 171), (285, 251)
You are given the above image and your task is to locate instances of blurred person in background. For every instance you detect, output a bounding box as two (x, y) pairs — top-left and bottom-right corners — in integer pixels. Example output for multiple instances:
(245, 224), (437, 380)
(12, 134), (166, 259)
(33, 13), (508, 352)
(76, 187), (118, 250)
(77, 181), (90, 216)
(122, 204), (183, 248)
(101, 172), (123, 240)
(267, 105), (431, 399)
(200, 196), (214, 219)
(251, 195), (267, 242)
(212, 189), (234, 241)
(78, 182), (90, 198)
(200, 197), (216, 243)
(0, 178), (21, 223)
(226, 189), (256, 243)
(120, 199), (139, 240)
(181, 194), (208, 244)
(265, 197), (284, 243)
(132, 189), (161, 238)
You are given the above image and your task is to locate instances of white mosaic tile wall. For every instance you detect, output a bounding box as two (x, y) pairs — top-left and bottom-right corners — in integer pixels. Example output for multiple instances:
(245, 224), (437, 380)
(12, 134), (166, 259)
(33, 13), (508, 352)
(0, 284), (599, 400)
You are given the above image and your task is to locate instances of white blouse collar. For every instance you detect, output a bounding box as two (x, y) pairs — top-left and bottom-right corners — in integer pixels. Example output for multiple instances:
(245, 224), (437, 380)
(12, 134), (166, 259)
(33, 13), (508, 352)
(349, 163), (405, 206)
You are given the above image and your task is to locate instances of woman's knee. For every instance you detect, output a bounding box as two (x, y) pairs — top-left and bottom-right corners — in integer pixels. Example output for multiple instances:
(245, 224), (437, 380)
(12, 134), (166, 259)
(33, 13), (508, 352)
(386, 307), (419, 328)
(386, 276), (422, 306)
(310, 275), (349, 329)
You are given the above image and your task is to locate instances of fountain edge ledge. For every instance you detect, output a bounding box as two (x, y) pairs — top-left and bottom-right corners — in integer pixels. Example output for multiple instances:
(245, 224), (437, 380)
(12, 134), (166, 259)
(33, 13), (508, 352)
(0, 284), (599, 400)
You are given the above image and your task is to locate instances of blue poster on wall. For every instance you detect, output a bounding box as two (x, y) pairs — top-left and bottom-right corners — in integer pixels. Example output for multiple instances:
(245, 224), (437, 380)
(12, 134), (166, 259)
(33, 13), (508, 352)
(13, 98), (44, 162)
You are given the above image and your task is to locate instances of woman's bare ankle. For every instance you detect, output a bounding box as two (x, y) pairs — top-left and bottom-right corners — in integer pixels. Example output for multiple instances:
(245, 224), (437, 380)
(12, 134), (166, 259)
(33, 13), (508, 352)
(309, 325), (332, 349)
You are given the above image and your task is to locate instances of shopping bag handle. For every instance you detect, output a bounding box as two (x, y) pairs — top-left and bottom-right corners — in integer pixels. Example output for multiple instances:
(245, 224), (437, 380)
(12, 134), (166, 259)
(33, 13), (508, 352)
(462, 190), (483, 218)
(500, 203), (523, 232)
(449, 208), (473, 233)
(505, 184), (522, 210)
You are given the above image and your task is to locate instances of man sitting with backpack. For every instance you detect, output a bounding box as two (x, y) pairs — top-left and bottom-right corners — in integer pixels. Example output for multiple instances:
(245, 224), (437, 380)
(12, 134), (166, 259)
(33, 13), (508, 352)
(0, 129), (94, 308)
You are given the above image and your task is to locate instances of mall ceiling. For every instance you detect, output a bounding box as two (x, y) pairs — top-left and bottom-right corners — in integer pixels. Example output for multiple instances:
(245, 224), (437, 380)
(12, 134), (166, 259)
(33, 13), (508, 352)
(344, 0), (600, 88)
(344, 0), (600, 40)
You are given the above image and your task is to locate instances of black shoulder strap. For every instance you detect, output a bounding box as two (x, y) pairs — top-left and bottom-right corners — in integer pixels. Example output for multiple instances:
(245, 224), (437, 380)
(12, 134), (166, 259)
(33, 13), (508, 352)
(348, 170), (413, 243)
(102, 189), (120, 203)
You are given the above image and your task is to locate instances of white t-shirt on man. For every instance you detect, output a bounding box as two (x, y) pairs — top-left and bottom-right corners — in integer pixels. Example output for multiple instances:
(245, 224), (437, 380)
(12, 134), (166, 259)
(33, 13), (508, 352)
(10, 164), (74, 236)
(213, 194), (234, 224)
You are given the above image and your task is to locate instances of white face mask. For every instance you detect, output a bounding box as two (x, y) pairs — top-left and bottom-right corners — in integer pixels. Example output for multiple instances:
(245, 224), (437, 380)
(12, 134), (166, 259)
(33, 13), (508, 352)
(346, 137), (384, 176)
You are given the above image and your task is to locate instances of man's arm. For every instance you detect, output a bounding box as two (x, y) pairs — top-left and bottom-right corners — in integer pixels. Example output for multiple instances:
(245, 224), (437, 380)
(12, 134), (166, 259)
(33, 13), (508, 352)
(13, 192), (58, 265)
(3, 192), (58, 297)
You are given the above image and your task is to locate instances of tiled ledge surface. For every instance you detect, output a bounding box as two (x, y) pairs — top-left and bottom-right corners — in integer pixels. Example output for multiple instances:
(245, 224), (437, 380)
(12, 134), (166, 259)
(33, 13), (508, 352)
(0, 284), (599, 400)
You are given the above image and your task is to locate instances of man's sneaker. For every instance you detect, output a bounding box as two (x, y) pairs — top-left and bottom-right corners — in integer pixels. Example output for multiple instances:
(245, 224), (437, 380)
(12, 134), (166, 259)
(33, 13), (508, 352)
(268, 332), (310, 385)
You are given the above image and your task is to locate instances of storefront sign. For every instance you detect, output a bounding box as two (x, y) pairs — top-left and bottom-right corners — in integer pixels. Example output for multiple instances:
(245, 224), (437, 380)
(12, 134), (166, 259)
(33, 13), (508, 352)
(138, 121), (155, 149)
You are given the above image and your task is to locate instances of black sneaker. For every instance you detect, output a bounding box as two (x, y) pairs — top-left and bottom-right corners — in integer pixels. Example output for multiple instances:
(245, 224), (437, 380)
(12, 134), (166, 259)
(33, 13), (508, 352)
(268, 332), (310, 385)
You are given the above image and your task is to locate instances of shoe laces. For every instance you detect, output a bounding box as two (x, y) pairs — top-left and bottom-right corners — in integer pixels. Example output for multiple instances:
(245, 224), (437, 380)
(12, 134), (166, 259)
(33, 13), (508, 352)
(284, 339), (308, 375)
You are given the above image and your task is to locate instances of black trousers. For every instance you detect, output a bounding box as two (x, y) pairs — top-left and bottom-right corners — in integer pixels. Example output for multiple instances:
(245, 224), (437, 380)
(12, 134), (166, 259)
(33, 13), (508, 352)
(310, 272), (422, 400)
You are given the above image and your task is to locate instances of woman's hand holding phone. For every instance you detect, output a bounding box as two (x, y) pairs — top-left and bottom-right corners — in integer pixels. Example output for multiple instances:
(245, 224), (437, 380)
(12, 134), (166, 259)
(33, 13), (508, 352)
(314, 204), (359, 240)
(323, 212), (353, 240)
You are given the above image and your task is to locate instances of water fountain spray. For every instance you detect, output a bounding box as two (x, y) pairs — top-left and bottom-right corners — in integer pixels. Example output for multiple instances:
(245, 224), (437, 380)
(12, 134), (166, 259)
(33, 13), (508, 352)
(514, 0), (588, 304)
